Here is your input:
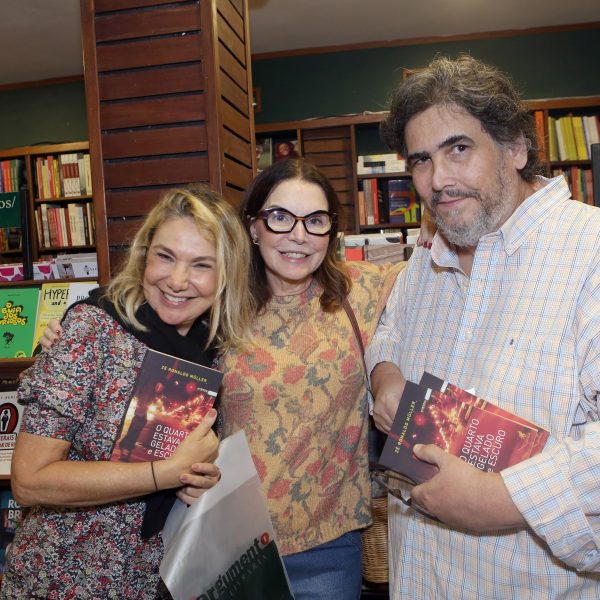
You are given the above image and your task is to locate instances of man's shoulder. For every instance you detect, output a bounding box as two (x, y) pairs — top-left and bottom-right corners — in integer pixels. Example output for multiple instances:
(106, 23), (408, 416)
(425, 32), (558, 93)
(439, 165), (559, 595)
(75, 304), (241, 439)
(548, 200), (600, 241)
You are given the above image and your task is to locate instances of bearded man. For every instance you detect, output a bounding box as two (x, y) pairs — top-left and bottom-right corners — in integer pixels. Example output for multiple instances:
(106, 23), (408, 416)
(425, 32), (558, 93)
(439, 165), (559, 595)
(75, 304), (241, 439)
(367, 54), (600, 599)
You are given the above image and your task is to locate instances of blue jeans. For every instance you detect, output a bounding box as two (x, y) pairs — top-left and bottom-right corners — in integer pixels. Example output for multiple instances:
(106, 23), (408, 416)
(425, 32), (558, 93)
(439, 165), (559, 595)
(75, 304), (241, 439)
(282, 530), (362, 600)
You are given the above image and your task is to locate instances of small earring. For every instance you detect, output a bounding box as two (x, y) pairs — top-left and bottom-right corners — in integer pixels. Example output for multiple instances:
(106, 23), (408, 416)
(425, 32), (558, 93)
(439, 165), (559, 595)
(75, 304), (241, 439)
(252, 237), (260, 246)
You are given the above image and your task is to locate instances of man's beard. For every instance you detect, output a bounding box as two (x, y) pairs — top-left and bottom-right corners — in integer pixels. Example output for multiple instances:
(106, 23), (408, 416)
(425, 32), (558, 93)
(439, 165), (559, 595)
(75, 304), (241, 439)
(431, 158), (515, 248)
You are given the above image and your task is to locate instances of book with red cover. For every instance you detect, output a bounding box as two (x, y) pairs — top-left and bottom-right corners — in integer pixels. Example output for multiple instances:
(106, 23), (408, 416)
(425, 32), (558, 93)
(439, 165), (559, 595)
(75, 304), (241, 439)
(110, 349), (223, 463)
(378, 380), (549, 485)
(420, 371), (549, 457)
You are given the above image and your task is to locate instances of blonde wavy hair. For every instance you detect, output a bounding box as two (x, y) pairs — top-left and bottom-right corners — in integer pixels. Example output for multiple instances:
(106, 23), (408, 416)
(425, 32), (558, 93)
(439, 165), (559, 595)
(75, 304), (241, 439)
(105, 185), (254, 352)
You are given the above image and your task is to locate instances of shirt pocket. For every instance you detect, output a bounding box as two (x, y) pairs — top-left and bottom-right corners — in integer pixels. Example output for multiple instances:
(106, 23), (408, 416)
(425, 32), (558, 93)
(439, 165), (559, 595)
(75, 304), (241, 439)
(496, 336), (579, 439)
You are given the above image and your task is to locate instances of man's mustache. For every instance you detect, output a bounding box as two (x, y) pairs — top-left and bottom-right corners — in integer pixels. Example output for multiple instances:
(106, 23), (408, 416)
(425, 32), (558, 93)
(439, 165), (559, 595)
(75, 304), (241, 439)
(431, 188), (481, 207)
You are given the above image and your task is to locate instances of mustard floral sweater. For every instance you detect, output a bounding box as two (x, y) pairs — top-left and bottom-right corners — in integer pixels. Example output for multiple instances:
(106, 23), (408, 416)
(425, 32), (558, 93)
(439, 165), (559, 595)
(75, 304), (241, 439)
(220, 261), (404, 555)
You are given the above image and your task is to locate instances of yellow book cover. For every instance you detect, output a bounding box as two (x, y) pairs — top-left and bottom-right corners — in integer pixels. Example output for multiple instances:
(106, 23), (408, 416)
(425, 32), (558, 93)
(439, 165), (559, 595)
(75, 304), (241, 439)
(31, 281), (99, 354)
(31, 283), (70, 354)
(559, 116), (578, 161)
(571, 116), (589, 160)
(547, 116), (558, 162)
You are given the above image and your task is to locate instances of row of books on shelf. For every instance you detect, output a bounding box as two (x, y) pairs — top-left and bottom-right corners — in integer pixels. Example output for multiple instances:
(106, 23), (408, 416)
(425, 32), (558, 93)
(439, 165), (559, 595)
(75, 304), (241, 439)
(359, 178), (421, 226)
(553, 166), (595, 205)
(34, 152), (92, 200)
(546, 113), (599, 162)
(357, 153), (406, 175)
(34, 202), (95, 248)
(0, 253), (98, 282)
(0, 159), (24, 193)
(0, 229), (20, 253)
(0, 280), (99, 358)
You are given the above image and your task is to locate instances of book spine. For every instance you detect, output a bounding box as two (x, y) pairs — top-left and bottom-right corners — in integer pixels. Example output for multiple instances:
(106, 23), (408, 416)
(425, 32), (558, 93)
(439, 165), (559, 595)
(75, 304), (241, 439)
(371, 179), (379, 224)
(572, 116), (589, 161)
(34, 208), (43, 247)
(357, 190), (366, 226)
(555, 118), (567, 161)
(363, 180), (374, 225)
(534, 110), (547, 162)
(61, 207), (72, 247)
(67, 204), (79, 246)
(83, 153), (93, 195)
(85, 203), (95, 244)
(46, 207), (57, 247)
(592, 143), (600, 208)
(547, 116), (558, 162)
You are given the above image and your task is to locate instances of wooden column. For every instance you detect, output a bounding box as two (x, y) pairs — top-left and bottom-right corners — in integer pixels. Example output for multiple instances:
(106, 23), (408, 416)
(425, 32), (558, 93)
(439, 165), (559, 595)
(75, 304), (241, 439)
(80, 0), (256, 280)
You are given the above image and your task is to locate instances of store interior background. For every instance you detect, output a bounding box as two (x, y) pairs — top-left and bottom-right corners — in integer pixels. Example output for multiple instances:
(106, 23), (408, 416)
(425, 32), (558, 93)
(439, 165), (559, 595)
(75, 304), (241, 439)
(0, 0), (599, 149)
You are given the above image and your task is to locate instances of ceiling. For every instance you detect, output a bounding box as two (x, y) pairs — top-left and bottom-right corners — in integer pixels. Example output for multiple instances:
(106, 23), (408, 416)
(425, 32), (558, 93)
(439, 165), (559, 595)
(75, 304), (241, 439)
(0, 0), (599, 87)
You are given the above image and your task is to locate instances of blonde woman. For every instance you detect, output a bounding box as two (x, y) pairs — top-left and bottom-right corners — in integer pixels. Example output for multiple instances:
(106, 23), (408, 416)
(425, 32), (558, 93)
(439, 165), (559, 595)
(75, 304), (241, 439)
(1, 186), (253, 599)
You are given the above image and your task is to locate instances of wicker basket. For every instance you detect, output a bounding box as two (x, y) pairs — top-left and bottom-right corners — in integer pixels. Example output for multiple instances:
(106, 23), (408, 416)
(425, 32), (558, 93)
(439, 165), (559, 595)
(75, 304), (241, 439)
(361, 494), (389, 583)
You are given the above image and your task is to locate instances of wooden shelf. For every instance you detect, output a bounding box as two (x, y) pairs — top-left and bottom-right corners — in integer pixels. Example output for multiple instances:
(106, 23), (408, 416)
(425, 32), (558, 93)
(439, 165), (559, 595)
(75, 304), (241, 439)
(357, 171), (410, 180)
(34, 195), (93, 205)
(0, 277), (97, 288)
(0, 141), (95, 278)
(0, 358), (34, 380)
(256, 112), (388, 133)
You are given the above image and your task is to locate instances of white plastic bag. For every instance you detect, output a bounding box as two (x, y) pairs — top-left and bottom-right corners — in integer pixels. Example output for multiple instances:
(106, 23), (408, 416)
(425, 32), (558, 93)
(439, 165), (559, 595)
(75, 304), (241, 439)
(160, 430), (294, 600)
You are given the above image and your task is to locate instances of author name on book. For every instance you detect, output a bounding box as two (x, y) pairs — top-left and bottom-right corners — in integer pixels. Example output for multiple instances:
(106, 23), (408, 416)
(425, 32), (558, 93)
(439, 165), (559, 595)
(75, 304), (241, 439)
(161, 364), (209, 385)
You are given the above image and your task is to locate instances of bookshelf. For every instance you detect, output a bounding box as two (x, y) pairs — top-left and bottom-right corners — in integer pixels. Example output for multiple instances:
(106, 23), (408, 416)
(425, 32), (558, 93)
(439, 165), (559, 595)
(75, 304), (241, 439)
(0, 142), (96, 269)
(530, 97), (600, 207)
(0, 142), (97, 381)
(255, 96), (600, 235)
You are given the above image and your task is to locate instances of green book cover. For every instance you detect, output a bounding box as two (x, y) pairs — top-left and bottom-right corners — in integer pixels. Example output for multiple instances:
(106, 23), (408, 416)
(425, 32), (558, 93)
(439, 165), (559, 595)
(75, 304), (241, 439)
(0, 287), (39, 358)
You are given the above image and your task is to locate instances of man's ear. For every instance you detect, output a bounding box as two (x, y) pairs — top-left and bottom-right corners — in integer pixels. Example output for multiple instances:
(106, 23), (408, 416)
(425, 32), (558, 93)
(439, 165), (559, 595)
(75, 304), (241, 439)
(508, 134), (528, 170)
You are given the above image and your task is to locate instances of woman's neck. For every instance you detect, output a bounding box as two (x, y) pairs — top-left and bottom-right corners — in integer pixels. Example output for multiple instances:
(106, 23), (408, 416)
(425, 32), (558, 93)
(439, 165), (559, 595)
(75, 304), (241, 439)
(268, 276), (314, 297)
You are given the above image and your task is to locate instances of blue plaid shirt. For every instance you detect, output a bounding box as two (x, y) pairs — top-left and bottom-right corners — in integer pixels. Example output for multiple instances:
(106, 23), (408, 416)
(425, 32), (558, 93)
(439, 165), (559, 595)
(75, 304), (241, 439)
(366, 176), (600, 598)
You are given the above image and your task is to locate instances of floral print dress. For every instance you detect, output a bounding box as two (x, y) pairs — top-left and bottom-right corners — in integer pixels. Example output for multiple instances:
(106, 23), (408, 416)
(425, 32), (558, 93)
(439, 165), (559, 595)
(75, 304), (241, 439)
(219, 261), (403, 555)
(1, 305), (169, 600)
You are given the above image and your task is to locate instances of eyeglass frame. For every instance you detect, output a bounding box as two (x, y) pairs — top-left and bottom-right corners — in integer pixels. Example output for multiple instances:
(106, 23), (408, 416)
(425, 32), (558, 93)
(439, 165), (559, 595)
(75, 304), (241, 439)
(251, 207), (337, 236)
(370, 469), (441, 523)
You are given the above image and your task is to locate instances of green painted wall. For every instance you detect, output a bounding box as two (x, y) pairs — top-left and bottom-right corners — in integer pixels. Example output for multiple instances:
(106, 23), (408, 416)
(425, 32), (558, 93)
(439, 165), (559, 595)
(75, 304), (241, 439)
(0, 81), (87, 150)
(0, 27), (598, 149)
(253, 28), (600, 124)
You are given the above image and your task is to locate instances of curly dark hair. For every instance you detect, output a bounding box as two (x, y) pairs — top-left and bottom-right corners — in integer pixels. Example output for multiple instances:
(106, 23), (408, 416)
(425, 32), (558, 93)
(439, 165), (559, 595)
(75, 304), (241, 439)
(381, 54), (542, 183)
(240, 158), (351, 314)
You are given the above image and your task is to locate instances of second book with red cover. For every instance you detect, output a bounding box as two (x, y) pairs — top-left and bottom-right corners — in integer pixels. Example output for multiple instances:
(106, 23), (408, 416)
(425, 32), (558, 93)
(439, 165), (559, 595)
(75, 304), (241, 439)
(378, 374), (549, 484)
